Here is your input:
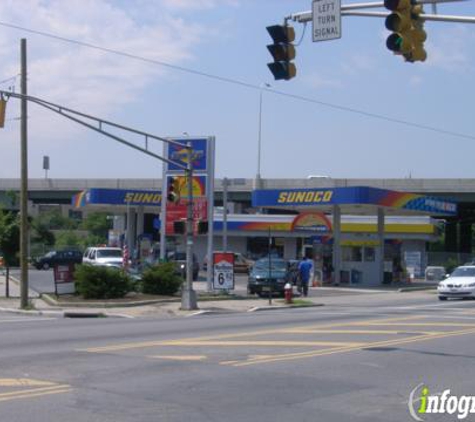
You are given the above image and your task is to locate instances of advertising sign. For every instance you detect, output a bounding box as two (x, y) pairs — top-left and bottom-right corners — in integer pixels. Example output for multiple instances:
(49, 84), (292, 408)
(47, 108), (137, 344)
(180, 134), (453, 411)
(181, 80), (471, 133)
(53, 264), (76, 295)
(213, 252), (235, 290)
(167, 138), (208, 172)
(166, 198), (208, 235)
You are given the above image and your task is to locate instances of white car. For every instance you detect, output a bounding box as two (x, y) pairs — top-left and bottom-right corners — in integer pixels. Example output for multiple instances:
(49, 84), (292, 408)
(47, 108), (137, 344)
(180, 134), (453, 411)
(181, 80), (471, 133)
(82, 247), (123, 268)
(437, 266), (475, 300)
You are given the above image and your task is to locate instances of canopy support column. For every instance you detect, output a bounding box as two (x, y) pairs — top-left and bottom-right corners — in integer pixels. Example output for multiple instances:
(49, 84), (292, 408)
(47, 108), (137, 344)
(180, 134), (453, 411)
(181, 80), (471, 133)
(332, 205), (341, 285)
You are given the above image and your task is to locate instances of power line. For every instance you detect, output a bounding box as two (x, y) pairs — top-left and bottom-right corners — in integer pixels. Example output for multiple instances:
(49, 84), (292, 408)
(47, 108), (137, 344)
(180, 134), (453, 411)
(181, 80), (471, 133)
(0, 20), (473, 141)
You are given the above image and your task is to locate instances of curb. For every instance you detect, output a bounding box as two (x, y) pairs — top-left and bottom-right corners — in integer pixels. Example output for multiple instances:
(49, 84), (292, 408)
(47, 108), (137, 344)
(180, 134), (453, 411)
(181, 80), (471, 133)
(248, 303), (324, 312)
(398, 286), (437, 292)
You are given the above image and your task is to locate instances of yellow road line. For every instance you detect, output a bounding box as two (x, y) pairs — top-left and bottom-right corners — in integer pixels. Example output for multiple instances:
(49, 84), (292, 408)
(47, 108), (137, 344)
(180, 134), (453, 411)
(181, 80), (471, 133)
(222, 327), (475, 367)
(282, 329), (442, 335)
(148, 355), (207, 361)
(160, 340), (366, 347)
(81, 315), (426, 353)
(358, 322), (475, 327)
(0, 385), (71, 402)
(0, 388), (71, 402)
(0, 379), (57, 387)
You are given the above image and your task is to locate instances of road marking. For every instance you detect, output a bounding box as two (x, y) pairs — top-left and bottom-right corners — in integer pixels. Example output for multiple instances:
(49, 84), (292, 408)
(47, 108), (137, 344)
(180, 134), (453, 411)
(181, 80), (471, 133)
(0, 379), (57, 387)
(221, 327), (475, 367)
(282, 329), (441, 335)
(357, 322), (475, 327)
(80, 315), (425, 353)
(0, 384), (71, 403)
(159, 340), (367, 347)
(148, 355), (207, 361)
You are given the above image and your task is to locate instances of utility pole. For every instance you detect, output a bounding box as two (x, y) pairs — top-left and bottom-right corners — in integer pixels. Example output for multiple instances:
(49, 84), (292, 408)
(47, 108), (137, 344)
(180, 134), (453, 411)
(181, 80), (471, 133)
(181, 141), (198, 310)
(20, 38), (29, 309)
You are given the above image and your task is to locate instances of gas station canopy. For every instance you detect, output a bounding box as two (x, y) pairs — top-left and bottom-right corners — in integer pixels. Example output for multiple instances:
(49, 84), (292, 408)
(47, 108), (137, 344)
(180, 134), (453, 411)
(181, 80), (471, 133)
(252, 186), (457, 216)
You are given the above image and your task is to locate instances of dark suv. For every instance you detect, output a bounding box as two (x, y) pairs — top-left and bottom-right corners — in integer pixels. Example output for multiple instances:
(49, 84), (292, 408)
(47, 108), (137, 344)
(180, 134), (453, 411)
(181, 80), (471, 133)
(34, 250), (83, 270)
(168, 251), (199, 281)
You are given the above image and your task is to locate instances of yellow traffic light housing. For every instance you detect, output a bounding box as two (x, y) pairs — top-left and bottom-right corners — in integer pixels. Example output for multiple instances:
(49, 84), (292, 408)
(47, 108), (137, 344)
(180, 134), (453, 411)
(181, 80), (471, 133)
(385, 0), (427, 62)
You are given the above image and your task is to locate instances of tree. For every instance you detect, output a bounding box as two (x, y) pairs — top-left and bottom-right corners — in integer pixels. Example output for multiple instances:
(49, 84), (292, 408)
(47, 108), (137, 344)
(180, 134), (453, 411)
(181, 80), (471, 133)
(0, 209), (20, 296)
(80, 212), (111, 240)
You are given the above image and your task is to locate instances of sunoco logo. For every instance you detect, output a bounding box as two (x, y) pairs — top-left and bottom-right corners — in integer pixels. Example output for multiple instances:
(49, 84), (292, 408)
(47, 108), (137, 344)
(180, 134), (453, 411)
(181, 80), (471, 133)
(409, 384), (475, 420)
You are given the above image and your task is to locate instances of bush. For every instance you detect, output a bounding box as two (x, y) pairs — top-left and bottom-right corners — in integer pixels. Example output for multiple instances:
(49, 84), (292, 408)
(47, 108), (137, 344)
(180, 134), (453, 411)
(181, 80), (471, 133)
(74, 264), (131, 299)
(141, 262), (182, 296)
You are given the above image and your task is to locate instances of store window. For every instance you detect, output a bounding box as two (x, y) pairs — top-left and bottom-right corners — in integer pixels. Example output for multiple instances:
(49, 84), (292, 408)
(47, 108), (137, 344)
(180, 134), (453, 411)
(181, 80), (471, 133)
(364, 247), (375, 262)
(342, 246), (362, 262)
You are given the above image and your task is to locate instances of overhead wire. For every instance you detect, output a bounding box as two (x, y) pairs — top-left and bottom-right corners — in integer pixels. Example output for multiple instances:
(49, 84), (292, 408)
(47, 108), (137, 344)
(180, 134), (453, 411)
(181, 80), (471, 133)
(0, 20), (473, 141)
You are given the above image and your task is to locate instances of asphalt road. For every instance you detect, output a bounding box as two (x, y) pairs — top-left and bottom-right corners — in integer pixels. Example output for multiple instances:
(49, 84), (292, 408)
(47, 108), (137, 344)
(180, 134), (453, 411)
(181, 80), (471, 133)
(1, 292), (475, 421)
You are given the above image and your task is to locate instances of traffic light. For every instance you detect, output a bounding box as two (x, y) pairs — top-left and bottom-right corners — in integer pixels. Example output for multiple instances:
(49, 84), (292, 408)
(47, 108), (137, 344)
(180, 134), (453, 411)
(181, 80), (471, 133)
(197, 220), (208, 235)
(0, 97), (6, 128)
(266, 24), (296, 81)
(406, 4), (427, 62)
(174, 220), (186, 234)
(384, 0), (413, 55)
(167, 177), (180, 203)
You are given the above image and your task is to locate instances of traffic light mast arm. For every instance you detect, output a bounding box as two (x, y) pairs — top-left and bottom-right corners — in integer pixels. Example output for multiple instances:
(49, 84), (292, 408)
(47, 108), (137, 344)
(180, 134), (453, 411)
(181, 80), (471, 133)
(287, 0), (474, 23)
(342, 10), (475, 22)
(0, 89), (189, 170)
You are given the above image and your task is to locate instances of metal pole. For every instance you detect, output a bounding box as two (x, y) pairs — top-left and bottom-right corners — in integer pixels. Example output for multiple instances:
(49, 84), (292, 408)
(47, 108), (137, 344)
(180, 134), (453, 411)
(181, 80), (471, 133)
(257, 89), (263, 183)
(181, 142), (197, 310)
(268, 227), (272, 306)
(223, 178), (228, 253)
(20, 39), (29, 309)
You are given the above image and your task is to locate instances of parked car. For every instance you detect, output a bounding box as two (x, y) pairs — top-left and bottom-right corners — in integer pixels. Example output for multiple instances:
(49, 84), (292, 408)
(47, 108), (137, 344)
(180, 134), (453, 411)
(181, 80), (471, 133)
(437, 266), (475, 300)
(168, 251), (199, 281)
(203, 252), (253, 274)
(248, 258), (290, 297)
(34, 250), (83, 270)
(425, 266), (446, 281)
(82, 247), (123, 268)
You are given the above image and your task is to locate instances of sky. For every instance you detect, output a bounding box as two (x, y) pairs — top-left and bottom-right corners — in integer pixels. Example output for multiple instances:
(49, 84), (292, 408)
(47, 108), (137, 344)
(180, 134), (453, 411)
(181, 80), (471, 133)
(0, 0), (474, 181)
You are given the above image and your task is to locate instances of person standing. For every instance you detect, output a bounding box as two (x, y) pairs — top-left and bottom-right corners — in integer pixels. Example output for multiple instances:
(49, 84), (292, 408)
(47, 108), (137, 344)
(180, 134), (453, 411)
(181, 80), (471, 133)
(298, 256), (313, 297)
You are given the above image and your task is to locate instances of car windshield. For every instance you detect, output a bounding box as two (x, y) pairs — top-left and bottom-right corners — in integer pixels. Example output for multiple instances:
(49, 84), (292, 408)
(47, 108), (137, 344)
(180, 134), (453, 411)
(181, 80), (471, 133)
(254, 259), (287, 272)
(450, 267), (475, 277)
(97, 249), (122, 258)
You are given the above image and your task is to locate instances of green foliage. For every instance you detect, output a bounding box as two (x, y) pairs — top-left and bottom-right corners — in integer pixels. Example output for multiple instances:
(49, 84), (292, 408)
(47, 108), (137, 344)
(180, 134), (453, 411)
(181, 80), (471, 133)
(141, 262), (182, 296)
(0, 210), (20, 266)
(74, 264), (131, 299)
(35, 209), (78, 230)
(445, 257), (458, 274)
(80, 212), (111, 239)
(55, 230), (83, 249)
(31, 220), (55, 246)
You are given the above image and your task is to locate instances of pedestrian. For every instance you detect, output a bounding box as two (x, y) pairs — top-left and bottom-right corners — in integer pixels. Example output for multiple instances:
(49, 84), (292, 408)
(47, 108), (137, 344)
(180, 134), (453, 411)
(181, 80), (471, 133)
(298, 256), (313, 297)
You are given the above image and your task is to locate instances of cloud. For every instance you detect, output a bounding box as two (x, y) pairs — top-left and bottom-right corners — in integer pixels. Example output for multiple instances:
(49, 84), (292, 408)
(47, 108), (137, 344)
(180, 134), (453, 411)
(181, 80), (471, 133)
(161, 0), (239, 10)
(427, 26), (475, 72)
(0, 0), (208, 143)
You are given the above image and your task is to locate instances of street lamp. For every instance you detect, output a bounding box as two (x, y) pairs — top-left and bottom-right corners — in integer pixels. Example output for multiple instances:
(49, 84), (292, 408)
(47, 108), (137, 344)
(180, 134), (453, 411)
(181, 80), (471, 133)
(256, 83), (271, 189)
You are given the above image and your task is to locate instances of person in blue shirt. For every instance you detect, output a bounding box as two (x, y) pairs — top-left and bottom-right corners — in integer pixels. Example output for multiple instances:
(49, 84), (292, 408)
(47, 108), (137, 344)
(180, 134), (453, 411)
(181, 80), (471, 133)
(298, 256), (313, 297)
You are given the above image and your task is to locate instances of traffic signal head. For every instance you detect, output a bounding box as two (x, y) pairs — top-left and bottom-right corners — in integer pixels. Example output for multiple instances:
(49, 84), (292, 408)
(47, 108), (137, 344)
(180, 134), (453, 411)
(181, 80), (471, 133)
(167, 177), (180, 203)
(405, 4), (427, 62)
(266, 24), (297, 81)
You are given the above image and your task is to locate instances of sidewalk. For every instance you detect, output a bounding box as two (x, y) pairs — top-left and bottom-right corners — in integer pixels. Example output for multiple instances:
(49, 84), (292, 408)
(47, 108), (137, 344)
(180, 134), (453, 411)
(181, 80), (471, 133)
(0, 272), (436, 318)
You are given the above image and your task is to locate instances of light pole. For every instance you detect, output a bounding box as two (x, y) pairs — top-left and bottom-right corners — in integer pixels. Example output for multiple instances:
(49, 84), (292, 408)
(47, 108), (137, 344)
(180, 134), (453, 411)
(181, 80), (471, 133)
(256, 83), (271, 189)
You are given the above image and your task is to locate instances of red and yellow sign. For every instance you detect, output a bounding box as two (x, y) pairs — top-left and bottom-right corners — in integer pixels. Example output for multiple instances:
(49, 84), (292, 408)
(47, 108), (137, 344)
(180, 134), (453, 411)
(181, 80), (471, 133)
(291, 212), (332, 233)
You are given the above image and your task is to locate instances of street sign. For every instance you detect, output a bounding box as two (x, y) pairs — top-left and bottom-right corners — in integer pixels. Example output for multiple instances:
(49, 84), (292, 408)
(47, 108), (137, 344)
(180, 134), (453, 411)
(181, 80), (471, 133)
(312, 0), (342, 42)
(213, 252), (235, 290)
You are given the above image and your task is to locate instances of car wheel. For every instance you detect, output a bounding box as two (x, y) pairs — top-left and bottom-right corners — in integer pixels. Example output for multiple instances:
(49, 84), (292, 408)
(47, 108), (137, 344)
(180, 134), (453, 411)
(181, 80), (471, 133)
(438, 296), (447, 301)
(42, 262), (50, 270)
